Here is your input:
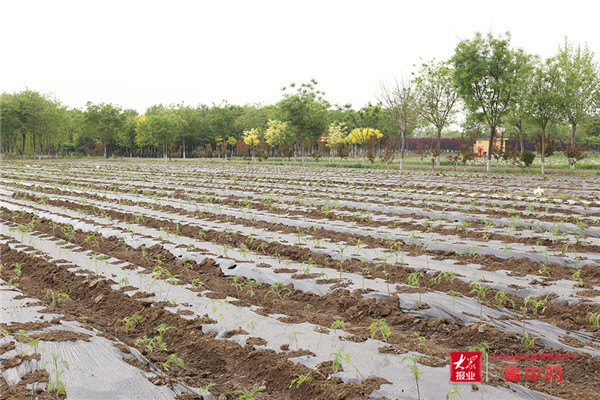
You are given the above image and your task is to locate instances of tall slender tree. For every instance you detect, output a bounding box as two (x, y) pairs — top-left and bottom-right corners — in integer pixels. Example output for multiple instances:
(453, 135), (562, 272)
(452, 32), (529, 172)
(380, 78), (422, 170)
(524, 58), (562, 175)
(554, 38), (599, 146)
(278, 79), (329, 163)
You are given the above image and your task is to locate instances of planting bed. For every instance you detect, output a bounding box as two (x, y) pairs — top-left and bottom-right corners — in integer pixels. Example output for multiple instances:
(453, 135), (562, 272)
(1, 161), (600, 400)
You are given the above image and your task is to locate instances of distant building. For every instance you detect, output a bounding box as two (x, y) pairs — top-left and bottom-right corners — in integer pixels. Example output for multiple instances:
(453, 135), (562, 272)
(474, 138), (507, 156)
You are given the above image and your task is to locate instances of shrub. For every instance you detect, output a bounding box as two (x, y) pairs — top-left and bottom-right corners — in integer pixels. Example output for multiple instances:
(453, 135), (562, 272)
(521, 151), (535, 167)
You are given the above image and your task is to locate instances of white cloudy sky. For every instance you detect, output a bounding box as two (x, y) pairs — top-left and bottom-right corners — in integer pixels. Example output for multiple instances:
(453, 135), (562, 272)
(2, 0), (597, 113)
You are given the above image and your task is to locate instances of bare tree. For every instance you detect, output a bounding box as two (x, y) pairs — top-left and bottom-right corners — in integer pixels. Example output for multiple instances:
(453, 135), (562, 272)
(379, 78), (422, 170)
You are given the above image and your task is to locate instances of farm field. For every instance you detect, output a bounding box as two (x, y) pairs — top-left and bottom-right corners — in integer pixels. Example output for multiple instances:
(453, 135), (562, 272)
(1, 160), (600, 400)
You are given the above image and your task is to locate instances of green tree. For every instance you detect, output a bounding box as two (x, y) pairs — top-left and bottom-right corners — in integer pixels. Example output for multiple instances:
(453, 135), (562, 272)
(278, 79), (330, 163)
(207, 101), (240, 145)
(452, 31), (529, 172)
(414, 60), (459, 167)
(524, 58), (562, 175)
(235, 104), (274, 133)
(174, 104), (203, 158)
(505, 54), (537, 154)
(0, 93), (23, 159)
(84, 102), (125, 158)
(117, 109), (139, 157)
(147, 111), (183, 160)
(554, 38), (600, 146)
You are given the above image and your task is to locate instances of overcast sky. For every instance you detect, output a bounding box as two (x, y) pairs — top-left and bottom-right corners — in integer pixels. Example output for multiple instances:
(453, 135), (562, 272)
(2, 0), (598, 113)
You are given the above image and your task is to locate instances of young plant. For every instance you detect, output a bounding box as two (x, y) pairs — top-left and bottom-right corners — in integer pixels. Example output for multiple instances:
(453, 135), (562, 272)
(469, 279), (489, 320)
(402, 354), (429, 400)
(414, 332), (432, 357)
(407, 271), (424, 304)
(264, 282), (292, 307)
(135, 336), (156, 353)
(538, 263), (551, 278)
(163, 353), (184, 371)
(46, 290), (69, 308)
(447, 290), (461, 320)
(446, 382), (462, 399)
(330, 348), (364, 382)
(370, 319), (391, 343)
(195, 383), (216, 398)
(429, 271), (455, 285)
(121, 314), (142, 333)
(589, 312), (600, 328)
(232, 386), (265, 400)
(468, 341), (490, 382)
(289, 373), (315, 389)
(522, 332), (538, 349)
(46, 354), (69, 397)
(331, 319), (350, 338)
(494, 290), (515, 309)
(572, 269), (584, 287)
(155, 323), (177, 350)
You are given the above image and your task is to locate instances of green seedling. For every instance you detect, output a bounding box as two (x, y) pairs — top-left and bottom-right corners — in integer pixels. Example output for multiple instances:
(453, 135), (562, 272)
(522, 332), (538, 349)
(163, 353), (184, 371)
(46, 290), (69, 308)
(447, 290), (461, 320)
(494, 290), (515, 309)
(429, 271), (455, 285)
(331, 319), (350, 337)
(46, 354), (69, 397)
(402, 354), (429, 400)
(468, 341), (490, 382)
(370, 319), (391, 342)
(589, 312), (600, 327)
(538, 263), (551, 278)
(572, 269), (584, 287)
(122, 314), (142, 333)
(446, 382), (462, 399)
(232, 386), (265, 400)
(134, 336), (156, 353)
(414, 332), (432, 356)
(195, 383), (216, 398)
(264, 282), (292, 306)
(330, 349), (364, 382)
(191, 278), (206, 289)
(231, 275), (245, 297)
(469, 279), (490, 320)
(407, 271), (424, 304)
(290, 373), (315, 389)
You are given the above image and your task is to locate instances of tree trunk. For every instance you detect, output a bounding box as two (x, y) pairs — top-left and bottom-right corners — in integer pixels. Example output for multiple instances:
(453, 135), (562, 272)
(22, 132), (26, 159)
(182, 137), (186, 159)
(541, 122), (547, 175)
(164, 143), (168, 160)
(487, 126), (496, 172)
(571, 122), (577, 147)
(38, 132), (43, 160)
(400, 132), (406, 171)
(517, 122), (524, 155)
(436, 126), (442, 167)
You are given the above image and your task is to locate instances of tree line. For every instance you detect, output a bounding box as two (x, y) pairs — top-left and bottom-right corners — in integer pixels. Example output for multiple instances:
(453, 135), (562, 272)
(2, 33), (599, 173)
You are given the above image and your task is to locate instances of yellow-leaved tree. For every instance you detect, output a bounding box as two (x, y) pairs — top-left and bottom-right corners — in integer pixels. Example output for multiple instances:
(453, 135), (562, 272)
(243, 128), (260, 161)
(321, 122), (348, 163)
(345, 128), (383, 164)
(264, 119), (289, 153)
